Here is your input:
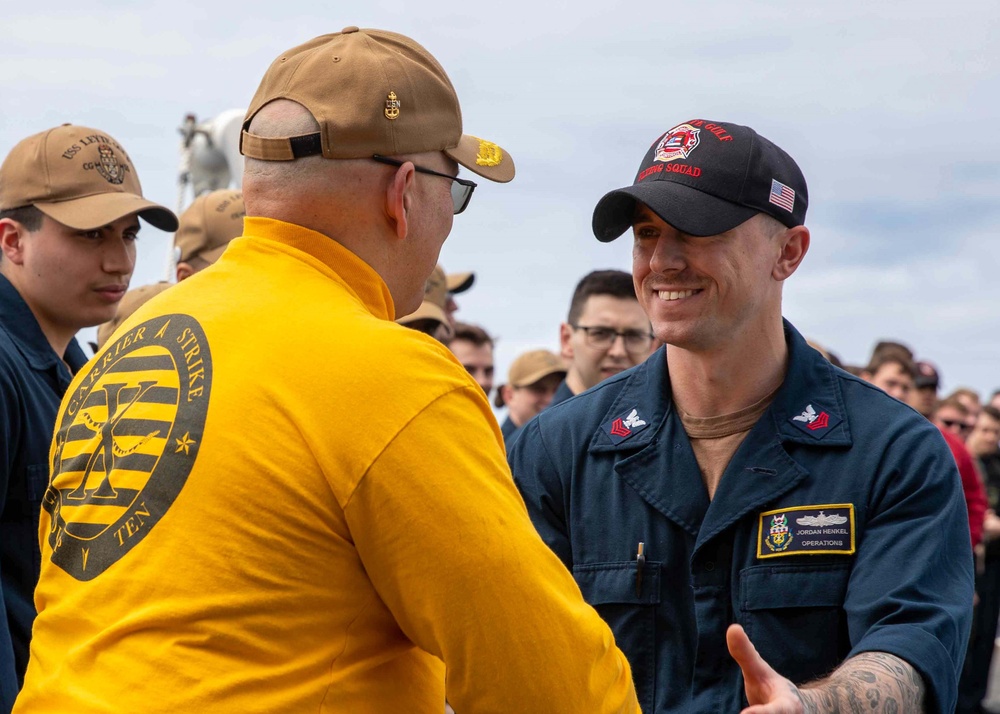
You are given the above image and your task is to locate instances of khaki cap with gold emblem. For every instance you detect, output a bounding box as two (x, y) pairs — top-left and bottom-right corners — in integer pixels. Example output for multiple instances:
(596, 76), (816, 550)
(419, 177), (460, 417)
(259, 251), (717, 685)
(0, 124), (178, 231)
(174, 189), (246, 263)
(240, 27), (514, 183)
(397, 264), (453, 338)
(96, 282), (173, 349)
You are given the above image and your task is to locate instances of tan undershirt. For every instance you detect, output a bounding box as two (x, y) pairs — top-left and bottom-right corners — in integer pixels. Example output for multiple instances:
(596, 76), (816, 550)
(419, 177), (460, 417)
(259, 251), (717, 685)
(678, 385), (781, 499)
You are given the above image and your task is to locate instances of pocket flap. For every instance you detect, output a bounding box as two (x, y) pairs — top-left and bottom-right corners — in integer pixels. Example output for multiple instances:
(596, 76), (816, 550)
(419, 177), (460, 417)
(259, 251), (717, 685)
(574, 561), (661, 606)
(741, 562), (850, 610)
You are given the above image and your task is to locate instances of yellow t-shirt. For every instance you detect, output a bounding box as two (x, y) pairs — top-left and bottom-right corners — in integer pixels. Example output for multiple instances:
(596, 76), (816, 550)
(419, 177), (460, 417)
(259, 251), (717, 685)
(15, 218), (638, 713)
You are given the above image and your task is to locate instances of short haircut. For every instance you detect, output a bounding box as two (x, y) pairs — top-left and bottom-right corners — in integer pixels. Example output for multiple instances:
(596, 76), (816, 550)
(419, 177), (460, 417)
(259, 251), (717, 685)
(864, 350), (916, 379)
(0, 205), (44, 232)
(945, 387), (981, 404)
(451, 322), (493, 348)
(982, 405), (1000, 422)
(870, 340), (914, 362)
(567, 270), (636, 324)
(933, 396), (969, 418)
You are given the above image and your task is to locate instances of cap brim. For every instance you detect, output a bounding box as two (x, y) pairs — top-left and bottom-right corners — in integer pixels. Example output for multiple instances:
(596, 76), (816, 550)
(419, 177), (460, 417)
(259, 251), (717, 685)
(397, 300), (454, 339)
(445, 134), (515, 183)
(592, 181), (758, 242)
(36, 193), (179, 232)
(446, 272), (475, 294)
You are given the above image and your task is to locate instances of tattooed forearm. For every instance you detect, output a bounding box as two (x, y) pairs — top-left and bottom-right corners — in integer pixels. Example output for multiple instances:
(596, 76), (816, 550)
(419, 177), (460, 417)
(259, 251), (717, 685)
(795, 652), (925, 714)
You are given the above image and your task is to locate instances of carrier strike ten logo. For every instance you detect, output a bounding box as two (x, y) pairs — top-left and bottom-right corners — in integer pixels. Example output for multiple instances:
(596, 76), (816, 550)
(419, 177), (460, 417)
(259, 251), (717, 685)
(43, 314), (211, 581)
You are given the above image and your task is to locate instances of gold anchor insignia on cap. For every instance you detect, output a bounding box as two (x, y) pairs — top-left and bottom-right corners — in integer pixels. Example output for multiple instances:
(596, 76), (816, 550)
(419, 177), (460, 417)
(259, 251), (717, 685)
(474, 137), (503, 167)
(384, 91), (400, 120)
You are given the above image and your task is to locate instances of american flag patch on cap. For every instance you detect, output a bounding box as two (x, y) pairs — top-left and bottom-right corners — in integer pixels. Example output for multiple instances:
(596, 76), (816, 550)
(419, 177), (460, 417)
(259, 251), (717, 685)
(769, 179), (795, 213)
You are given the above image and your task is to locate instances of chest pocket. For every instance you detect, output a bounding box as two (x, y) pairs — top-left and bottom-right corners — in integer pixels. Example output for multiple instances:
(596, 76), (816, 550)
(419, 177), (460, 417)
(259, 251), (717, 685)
(25, 463), (50, 505)
(740, 562), (851, 685)
(22, 464), (51, 573)
(574, 561), (661, 713)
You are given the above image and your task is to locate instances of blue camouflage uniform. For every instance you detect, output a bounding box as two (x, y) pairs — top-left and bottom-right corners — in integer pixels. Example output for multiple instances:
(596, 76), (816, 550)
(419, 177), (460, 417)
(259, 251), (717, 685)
(508, 321), (973, 714)
(0, 274), (88, 711)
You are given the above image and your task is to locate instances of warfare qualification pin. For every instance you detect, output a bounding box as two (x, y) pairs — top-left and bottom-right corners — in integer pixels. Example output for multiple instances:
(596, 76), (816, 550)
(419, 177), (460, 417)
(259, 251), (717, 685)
(385, 91), (400, 120)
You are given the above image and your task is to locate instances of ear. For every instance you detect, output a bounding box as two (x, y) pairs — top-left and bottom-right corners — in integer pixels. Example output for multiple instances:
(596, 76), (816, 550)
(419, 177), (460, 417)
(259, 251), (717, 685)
(175, 262), (195, 282)
(0, 218), (29, 267)
(772, 225), (810, 281)
(500, 384), (514, 405)
(385, 161), (417, 241)
(559, 322), (574, 360)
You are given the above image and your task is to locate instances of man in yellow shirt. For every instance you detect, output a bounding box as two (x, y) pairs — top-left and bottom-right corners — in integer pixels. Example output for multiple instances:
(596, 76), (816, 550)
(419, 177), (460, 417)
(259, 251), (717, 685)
(15, 28), (639, 713)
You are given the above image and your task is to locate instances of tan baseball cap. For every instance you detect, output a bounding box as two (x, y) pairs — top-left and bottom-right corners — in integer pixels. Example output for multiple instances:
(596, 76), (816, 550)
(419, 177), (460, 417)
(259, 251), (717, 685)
(240, 27), (514, 183)
(175, 189), (245, 263)
(446, 271), (475, 294)
(96, 282), (172, 348)
(494, 349), (567, 407)
(0, 124), (178, 231)
(397, 264), (452, 338)
(508, 350), (567, 388)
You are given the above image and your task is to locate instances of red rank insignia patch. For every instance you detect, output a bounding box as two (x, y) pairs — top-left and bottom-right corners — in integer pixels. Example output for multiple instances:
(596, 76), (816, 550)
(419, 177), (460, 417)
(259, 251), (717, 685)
(788, 402), (841, 439)
(602, 407), (649, 444)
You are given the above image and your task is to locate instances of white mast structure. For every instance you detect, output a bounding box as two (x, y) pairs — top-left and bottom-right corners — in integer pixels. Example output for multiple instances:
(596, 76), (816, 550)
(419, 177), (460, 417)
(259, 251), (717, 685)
(169, 108), (245, 281)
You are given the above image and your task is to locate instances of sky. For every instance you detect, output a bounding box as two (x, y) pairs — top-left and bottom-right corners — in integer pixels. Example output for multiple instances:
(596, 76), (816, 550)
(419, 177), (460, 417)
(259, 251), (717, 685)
(2, 0), (999, 398)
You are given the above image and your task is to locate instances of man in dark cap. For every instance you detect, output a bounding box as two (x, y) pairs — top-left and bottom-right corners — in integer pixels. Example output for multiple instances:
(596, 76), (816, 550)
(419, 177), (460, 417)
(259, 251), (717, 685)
(509, 119), (972, 713)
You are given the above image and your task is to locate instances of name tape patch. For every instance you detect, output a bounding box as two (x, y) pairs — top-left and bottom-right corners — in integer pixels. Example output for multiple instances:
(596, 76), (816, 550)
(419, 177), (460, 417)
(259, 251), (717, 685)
(757, 503), (856, 559)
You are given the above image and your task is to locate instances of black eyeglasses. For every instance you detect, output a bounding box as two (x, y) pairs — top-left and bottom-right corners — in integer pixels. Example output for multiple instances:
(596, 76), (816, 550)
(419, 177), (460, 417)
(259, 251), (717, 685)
(940, 419), (973, 433)
(372, 155), (477, 215)
(571, 324), (654, 354)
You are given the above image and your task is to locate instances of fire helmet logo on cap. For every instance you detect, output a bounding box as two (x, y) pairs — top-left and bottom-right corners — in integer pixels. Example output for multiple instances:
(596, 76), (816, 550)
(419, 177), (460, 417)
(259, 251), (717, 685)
(95, 144), (126, 185)
(654, 124), (701, 163)
(384, 91), (401, 120)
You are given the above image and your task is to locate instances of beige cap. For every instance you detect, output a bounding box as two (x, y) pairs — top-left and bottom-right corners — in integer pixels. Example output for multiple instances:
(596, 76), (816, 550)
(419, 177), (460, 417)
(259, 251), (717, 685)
(508, 349), (567, 387)
(0, 124), (177, 231)
(96, 282), (172, 348)
(494, 349), (567, 407)
(446, 271), (475, 294)
(240, 27), (514, 183)
(175, 189), (245, 263)
(397, 264), (452, 338)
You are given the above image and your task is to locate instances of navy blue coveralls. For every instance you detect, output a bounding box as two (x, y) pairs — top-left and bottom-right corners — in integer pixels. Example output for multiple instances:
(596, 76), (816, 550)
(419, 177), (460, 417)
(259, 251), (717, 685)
(0, 274), (87, 711)
(509, 321), (973, 714)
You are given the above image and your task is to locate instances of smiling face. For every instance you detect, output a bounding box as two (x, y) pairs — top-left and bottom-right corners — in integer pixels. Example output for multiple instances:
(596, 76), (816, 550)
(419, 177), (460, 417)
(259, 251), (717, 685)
(631, 205), (791, 354)
(1, 212), (138, 345)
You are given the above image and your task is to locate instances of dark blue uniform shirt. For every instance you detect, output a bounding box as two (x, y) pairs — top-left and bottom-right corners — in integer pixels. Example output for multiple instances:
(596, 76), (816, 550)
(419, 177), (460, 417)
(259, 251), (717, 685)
(509, 321), (972, 714)
(0, 274), (87, 711)
(547, 378), (574, 408)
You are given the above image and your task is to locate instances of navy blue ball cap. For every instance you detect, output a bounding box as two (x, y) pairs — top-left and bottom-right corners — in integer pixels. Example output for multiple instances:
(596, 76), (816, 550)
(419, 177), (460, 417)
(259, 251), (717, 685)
(592, 119), (808, 241)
